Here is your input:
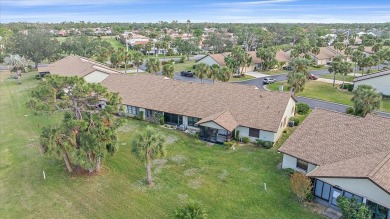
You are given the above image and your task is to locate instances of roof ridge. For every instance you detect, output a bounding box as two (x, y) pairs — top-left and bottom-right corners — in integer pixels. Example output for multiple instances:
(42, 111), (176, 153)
(368, 151), (390, 178)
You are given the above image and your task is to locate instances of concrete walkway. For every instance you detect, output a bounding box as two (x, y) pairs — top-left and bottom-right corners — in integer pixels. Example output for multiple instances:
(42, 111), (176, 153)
(316, 78), (344, 85)
(244, 71), (270, 78)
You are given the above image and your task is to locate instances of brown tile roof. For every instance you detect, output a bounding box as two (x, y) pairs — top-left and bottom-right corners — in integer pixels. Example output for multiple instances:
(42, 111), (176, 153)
(247, 51), (262, 64)
(208, 53), (228, 66)
(196, 110), (238, 132)
(353, 69), (390, 82)
(275, 50), (291, 62)
(310, 47), (338, 60)
(279, 108), (390, 193)
(102, 74), (295, 132)
(38, 55), (122, 77)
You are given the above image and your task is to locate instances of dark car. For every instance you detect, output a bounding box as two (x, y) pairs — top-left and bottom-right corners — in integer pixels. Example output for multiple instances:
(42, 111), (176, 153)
(308, 74), (318, 80)
(283, 66), (293, 71)
(263, 78), (276, 84)
(181, 71), (194, 77)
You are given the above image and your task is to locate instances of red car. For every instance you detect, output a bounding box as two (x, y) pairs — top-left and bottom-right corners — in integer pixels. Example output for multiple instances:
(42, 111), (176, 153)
(308, 74), (318, 80)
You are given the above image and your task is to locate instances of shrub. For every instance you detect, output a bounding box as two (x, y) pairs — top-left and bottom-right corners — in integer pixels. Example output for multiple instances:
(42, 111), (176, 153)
(296, 103), (310, 115)
(194, 132), (200, 139)
(284, 168), (296, 176)
(224, 141), (236, 150)
(347, 84), (354, 92)
(159, 114), (164, 125)
(255, 139), (274, 149)
(193, 64), (197, 69)
(346, 107), (355, 115)
(174, 201), (207, 219)
(242, 137), (250, 143)
(289, 117), (300, 126)
(137, 111), (144, 120)
(180, 56), (186, 63)
(290, 172), (313, 202)
(337, 196), (371, 219)
(283, 130), (287, 133)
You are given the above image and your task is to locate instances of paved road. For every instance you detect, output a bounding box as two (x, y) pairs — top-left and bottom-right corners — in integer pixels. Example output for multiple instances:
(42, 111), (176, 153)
(296, 96), (390, 118)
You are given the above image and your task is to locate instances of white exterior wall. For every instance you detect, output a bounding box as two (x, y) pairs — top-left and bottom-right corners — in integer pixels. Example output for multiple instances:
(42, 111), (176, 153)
(235, 126), (275, 142)
(318, 178), (390, 209)
(83, 71), (110, 83)
(354, 74), (390, 95)
(274, 97), (296, 142)
(182, 116), (188, 127)
(199, 121), (225, 130)
(197, 56), (220, 66)
(281, 154), (317, 173)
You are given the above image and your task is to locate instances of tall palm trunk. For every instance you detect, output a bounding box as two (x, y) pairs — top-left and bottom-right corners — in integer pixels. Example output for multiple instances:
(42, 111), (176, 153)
(95, 156), (101, 172)
(333, 72), (336, 87)
(61, 147), (73, 173)
(342, 73), (346, 90)
(146, 154), (154, 186)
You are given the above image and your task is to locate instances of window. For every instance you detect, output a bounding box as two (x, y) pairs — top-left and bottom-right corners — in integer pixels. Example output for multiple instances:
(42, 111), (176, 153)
(314, 179), (331, 201)
(127, 105), (139, 115)
(188, 117), (200, 127)
(164, 113), (183, 125)
(296, 159), (308, 171)
(367, 200), (389, 219)
(343, 191), (363, 203)
(249, 128), (260, 138)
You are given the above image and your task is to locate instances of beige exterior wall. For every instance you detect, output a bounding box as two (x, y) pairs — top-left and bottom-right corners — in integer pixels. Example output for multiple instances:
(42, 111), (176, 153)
(354, 74), (390, 95)
(235, 126), (275, 142)
(83, 71), (110, 83)
(197, 56), (220, 66)
(318, 177), (390, 209)
(274, 97), (296, 142)
(281, 154), (317, 173)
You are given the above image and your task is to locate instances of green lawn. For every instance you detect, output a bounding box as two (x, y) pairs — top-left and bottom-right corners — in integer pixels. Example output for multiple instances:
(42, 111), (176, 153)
(229, 75), (256, 82)
(0, 71), (321, 218)
(173, 61), (195, 72)
(268, 81), (390, 112)
(318, 73), (355, 82)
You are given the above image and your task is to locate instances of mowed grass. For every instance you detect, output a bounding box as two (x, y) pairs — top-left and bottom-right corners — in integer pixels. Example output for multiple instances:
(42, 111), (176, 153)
(318, 73), (355, 82)
(268, 81), (390, 112)
(0, 71), (321, 218)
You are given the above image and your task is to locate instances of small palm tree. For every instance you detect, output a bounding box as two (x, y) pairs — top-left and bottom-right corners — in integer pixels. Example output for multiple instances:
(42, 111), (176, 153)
(195, 63), (209, 83)
(287, 72), (306, 93)
(208, 64), (220, 83)
(146, 57), (160, 74)
(162, 63), (175, 78)
(217, 66), (231, 82)
(132, 126), (166, 186)
(340, 62), (353, 89)
(4, 54), (28, 73)
(132, 51), (144, 74)
(352, 85), (381, 117)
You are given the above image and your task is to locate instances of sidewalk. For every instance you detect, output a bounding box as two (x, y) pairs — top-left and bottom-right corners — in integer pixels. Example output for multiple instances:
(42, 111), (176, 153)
(245, 71), (270, 78)
(316, 78), (344, 85)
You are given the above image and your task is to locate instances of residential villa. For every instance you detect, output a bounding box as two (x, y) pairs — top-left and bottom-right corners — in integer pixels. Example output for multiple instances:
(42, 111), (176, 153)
(279, 108), (390, 218)
(37, 55), (122, 83)
(353, 69), (390, 95)
(196, 50), (291, 73)
(101, 74), (296, 143)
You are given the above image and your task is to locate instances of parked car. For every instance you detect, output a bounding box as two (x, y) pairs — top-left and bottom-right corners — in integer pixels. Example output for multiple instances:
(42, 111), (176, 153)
(283, 66), (293, 71)
(263, 78), (276, 84)
(308, 74), (318, 80)
(181, 70), (194, 77)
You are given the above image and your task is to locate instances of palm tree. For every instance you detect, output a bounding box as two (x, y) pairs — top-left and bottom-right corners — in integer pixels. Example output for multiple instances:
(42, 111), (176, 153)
(344, 46), (352, 62)
(362, 56), (375, 74)
(311, 46), (320, 57)
(132, 51), (144, 74)
(340, 62), (353, 89)
(146, 57), (160, 74)
(372, 43), (383, 54)
(289, 57), (312, 77)
(333, 42), (345, 54)
(131, 126), (166, 186)
(328, 56), (342, 87)
(287, 72), (306, 93)
(217, 66), (231, 82)
(351, 50), (364, 76)
(208, 64), (220, 83)
(195, 63), (209, 83)
(162, 63), (175, 78)
(124, 51), (132, 73)
(352, 85), (381, 117)
(145, 42), (153, 57)
(40, 126), (73, 173)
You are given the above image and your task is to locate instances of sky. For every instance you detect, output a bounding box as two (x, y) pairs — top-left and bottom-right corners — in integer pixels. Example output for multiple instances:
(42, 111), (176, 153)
(1, 0), (390, 23)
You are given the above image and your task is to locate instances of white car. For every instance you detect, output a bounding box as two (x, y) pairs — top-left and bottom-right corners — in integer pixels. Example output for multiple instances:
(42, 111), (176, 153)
(263, 78), (276, 84)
